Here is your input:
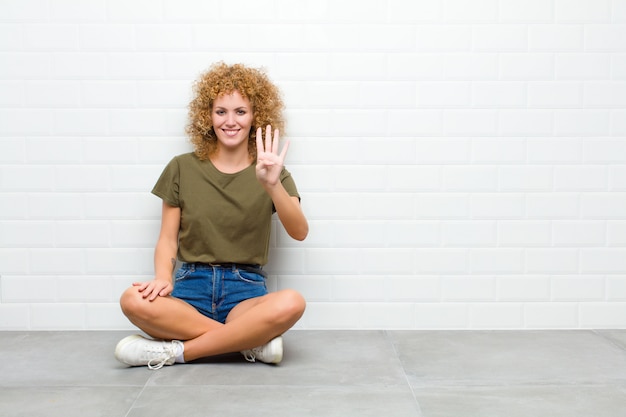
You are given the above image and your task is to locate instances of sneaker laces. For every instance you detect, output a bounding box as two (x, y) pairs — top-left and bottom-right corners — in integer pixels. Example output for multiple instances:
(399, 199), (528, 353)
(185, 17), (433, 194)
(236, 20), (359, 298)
(146, 341), (178, 370)
(241, 337), (282, 364)
(242, 348), (258, 363)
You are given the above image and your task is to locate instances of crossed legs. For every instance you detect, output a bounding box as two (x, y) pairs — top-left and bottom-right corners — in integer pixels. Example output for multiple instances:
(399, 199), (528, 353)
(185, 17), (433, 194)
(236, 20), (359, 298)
(119, 286), (305, 362)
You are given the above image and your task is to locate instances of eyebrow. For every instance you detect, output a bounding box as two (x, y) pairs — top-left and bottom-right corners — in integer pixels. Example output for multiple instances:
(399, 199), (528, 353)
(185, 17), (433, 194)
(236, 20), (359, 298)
(214, 106), (249, 111)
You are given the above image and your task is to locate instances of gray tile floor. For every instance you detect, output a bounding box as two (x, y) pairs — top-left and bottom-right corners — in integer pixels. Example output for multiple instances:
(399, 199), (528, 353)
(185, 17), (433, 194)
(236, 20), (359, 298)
(0, 330), (625, 417)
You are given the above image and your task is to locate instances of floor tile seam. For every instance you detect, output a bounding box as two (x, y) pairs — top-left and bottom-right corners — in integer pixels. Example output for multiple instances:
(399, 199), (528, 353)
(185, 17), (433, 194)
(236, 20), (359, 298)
(383, 330), (425, 416)
(591, 330), (626, 351)
(141, 383), (414, 389)
(123, 381), (150, 417)
(409, 381), (626, 389)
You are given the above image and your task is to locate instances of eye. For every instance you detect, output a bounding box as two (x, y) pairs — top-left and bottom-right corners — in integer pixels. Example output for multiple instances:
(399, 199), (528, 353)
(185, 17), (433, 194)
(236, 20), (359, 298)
(237, 110), (247, 115)
(215, 110), (225, 115)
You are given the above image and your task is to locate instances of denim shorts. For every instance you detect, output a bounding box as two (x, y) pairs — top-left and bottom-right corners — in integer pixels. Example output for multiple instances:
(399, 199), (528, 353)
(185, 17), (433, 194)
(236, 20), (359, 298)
(171, 263), (268, 324)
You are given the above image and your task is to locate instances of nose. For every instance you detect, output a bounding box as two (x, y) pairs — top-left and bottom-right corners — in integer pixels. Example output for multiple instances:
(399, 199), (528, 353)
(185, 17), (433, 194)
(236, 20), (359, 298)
(225, 112), (236, 126)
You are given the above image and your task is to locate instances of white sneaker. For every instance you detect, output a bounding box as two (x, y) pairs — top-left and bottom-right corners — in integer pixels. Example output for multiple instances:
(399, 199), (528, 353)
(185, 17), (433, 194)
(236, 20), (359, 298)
(241, 336), (283, 364)
(115, 334), (183, 370)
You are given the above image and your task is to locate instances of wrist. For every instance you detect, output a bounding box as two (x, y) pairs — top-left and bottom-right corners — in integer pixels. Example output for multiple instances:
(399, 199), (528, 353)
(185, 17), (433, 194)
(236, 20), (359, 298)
(154, 275), (172, 284)
(262, 180), (285, 196)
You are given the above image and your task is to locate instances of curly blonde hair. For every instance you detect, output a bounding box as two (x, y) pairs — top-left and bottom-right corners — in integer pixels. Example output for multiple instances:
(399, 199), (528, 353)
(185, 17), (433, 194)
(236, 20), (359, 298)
(186, 62), (285, 160)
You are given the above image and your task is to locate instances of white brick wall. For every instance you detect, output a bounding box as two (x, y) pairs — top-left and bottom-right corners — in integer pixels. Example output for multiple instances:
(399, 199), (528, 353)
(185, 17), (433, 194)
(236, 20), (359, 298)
(1, 0), (626, 330)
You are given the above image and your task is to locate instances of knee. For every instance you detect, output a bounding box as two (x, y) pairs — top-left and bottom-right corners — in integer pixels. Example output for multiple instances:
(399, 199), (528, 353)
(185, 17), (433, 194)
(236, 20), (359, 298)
(119, 286), (152, 321)
(119, 286), (138, 317)
(276, 289), (306, 323)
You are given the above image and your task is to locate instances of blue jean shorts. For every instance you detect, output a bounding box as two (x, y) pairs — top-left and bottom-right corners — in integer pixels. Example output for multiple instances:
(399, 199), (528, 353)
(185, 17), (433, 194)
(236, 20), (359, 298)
(171, 263), (268, 324)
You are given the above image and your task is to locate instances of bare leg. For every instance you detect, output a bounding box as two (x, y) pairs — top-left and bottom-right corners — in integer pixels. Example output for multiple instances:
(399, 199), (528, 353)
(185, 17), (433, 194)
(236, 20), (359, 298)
(119, 286), (305, 362)
(183, 289), (305, 361)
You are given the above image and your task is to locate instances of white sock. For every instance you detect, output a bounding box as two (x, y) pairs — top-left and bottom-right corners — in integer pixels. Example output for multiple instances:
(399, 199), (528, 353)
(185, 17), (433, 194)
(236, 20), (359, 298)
(174, 342), (185, 363)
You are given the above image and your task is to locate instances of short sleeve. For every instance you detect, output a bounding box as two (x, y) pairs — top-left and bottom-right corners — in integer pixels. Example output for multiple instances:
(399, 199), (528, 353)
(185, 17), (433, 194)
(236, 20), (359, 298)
(151, 156), (180, 207)
(272, 167), (300, 213)
(280, 168), (300, 200)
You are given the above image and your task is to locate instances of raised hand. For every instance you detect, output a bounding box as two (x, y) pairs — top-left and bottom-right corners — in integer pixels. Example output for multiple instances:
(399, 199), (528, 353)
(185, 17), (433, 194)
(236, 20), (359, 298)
(255, 125), (290, 187)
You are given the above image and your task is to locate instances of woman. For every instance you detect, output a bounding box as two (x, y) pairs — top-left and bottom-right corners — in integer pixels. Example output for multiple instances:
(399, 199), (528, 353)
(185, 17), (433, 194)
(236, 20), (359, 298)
(114, 62), (308, 369)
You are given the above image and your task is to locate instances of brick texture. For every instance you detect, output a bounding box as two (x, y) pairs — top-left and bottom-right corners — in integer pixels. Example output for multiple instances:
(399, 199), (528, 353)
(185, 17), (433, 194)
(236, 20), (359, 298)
(1, 0), (625, 329)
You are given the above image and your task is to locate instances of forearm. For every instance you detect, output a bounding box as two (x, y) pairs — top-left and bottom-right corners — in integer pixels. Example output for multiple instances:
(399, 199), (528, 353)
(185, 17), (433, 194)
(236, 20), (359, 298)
(265, 183), (308, 241)
(255, 127), (308, 240)
(154, 238), (178, 282)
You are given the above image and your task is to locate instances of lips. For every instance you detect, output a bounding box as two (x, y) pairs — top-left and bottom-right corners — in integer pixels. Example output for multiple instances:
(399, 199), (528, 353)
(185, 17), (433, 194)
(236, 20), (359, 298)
(222, 129), (240, 137)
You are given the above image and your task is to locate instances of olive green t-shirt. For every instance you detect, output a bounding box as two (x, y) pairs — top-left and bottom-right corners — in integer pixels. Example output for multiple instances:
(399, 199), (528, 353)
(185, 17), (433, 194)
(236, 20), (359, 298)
(151, 152), (300, 266)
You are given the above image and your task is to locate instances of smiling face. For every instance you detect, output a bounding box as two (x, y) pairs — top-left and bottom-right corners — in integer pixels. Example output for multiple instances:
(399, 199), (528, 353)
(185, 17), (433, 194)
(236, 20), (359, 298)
(211, 90), (254, 153)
